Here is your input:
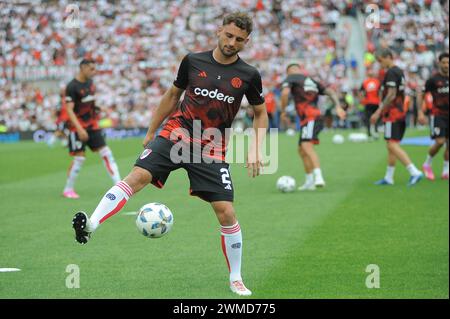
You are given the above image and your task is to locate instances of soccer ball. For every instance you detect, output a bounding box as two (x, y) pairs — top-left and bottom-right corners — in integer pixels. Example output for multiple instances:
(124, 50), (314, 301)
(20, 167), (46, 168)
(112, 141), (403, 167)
(276, 176), (296, 193)
(136, 203), (174, 238)
(286, 128), (296, 136)
(332, 134), (345, 144)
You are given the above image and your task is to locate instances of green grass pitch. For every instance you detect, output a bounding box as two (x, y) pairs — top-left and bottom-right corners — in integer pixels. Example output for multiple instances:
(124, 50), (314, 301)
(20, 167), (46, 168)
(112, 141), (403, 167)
(0, 130), (448, 298)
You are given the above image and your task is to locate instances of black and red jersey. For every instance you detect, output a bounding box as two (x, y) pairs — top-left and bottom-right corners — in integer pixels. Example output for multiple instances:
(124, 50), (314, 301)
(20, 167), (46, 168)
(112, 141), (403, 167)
(65, 78), (99, 131)
(159, 50), (265, 160)
(424, 73), (449, 117)
(281, 74), (326, 125)
(381, 66), (406, 122)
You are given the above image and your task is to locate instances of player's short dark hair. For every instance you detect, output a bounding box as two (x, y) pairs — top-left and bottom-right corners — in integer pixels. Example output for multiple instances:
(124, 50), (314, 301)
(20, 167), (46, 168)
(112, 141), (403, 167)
(79, 59), (95, 68)
(438, 52), (449, 61)
(375, 48), (394, 59)
(223, 12), (253, 35)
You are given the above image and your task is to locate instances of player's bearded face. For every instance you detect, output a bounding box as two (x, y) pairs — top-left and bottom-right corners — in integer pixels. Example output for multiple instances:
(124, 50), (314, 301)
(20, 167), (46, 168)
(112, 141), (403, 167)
(217, 23), (249, 57)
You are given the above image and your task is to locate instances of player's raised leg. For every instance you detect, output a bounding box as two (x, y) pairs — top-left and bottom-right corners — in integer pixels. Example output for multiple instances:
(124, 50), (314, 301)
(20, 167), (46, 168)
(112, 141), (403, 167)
(213, 201), (251, 296)
(72, 167), (151, 244)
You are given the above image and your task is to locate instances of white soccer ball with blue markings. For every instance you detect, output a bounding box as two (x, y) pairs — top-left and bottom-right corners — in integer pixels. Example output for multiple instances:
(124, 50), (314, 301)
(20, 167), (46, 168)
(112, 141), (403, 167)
(276, 176), (296, 193)
(136, 203), (174, 238)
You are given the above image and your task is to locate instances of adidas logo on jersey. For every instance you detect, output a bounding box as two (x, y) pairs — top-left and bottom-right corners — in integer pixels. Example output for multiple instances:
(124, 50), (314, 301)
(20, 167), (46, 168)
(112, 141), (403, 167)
(224, 184), (232, 190)
(194, 88), (235, 104)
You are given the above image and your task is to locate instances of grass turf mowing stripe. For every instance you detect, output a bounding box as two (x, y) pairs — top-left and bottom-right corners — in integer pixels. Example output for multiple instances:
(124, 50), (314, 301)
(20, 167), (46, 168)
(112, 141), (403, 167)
(255, 145), (448, 299)
(0, 132), (447, 298)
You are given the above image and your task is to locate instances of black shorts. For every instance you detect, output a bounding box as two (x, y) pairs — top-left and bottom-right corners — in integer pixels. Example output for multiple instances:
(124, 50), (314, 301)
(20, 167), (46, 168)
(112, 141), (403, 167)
(430, 115), (449, 140)
(299, 119), (324, 145)
(384, 120), (406, 142)
(68, 129), (106, 154)
(135, 137), (234, 202)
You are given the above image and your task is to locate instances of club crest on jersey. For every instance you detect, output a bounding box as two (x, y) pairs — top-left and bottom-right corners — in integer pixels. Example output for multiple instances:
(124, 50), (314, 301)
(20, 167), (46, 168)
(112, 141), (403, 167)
(198, 71), (207, 78)
(231, 77), (242, 89)
(140, 148), (152, 159)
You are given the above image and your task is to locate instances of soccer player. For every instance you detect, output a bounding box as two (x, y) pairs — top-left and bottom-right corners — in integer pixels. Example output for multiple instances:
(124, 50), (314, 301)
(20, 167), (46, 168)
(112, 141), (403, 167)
(280, 63), (346, 191)
(71, 13), (268, 296)
(418, 52), (449, 180)
(63, 59), (121, 199)
(371, 49), (423, 186)
(359, 68), (381, 140)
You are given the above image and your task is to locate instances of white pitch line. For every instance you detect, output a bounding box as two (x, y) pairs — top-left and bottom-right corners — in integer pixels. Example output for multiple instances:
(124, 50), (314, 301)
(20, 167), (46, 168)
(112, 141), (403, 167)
(0, 268), (21, 272)
(122, 211), (137, 216)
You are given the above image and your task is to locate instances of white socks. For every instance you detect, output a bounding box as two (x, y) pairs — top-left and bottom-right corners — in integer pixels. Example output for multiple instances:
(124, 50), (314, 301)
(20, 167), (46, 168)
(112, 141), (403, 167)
(89, 181), (133, 231)
(385, 166), (395, 184)
(305, 173), (314, 185)
(313, 168), (323, 180)
(221, 222), (243, 282)
(444, 161), (449, 174)
(407, 164), (422, 177)
(99, 146), (121, 184)
(64, 156), (85, 192)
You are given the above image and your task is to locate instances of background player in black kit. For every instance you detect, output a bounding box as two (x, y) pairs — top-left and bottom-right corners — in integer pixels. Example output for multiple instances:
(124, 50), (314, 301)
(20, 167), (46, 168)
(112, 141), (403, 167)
(280, 63), (346, 191)
(63, 59), (121, 198)
(371, 49), (423, 186)
(71, 13), (268, 296)
(418, 52), (449, 180)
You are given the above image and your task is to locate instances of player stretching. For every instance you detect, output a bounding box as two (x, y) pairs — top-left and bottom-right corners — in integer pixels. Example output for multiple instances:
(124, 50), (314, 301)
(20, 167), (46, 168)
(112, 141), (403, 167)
(418, 52), (449, 181)
(280, 63), (346, 191)
(71, 13), (268, 296)
(371, 49), (423, 186)
(63, 59), (121, 198)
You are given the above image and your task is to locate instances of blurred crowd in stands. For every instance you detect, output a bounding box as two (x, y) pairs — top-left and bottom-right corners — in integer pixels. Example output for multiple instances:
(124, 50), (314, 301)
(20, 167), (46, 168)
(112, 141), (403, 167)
(0, 0), (448, 132)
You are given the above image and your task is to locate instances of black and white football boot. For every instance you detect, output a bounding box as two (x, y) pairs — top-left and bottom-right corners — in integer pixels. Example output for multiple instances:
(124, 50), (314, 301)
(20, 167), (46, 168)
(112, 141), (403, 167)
(72, 211), (92, 244)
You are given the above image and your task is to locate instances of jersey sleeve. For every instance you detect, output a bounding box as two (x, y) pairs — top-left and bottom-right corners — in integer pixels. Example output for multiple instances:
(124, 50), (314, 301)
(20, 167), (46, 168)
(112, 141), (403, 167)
(65, 82), (77, 104)
(315, 79), (326, 95)
(384, 69), (399, 88)
(245, 69), (265, 105)
(281, 76), (292, 90)
(424, 78), (434, 93)
(173, 54), (190, 90)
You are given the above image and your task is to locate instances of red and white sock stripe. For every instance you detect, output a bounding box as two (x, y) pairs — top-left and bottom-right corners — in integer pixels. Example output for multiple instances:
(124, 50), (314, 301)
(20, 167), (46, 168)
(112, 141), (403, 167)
(116, 181), (133, 198)
(221, 223), (241, 235)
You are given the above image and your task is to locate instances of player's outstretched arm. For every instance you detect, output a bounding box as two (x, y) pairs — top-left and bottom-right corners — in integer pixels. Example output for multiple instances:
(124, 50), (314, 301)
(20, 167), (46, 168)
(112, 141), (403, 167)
(142, 85), (184, 147)
(324, 88), (346, 120)
(246, 103), (268, 178)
